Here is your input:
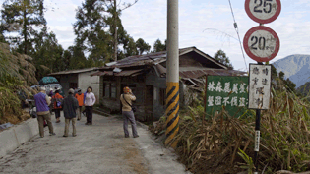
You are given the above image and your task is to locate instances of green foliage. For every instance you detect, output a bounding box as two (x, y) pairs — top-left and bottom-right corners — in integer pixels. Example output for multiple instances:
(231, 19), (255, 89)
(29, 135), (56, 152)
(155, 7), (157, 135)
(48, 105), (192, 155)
(152, 39), (166, 52)
(136, 38), (151, 55)
(237, 149), (254, 174)
(214, 49), (233, 70)
(1, 0), (46, 54)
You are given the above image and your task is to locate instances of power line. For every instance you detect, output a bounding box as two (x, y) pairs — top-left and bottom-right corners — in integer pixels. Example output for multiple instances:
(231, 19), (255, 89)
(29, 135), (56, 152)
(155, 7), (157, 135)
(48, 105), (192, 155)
(228, 0), (248, 71)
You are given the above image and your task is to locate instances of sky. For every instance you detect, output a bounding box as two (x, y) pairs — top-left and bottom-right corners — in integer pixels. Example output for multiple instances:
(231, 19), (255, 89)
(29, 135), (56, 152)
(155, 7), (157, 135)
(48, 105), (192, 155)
(1, 0), (310, 71)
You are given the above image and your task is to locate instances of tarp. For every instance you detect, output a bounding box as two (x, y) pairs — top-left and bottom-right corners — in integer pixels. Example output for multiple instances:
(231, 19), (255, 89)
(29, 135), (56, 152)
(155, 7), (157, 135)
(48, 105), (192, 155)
(38, 77), (59, 85)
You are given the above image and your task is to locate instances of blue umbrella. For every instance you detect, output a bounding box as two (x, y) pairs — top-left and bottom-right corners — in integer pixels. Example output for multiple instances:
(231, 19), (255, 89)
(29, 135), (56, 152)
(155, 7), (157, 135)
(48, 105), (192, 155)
(38, 76), (59, 85)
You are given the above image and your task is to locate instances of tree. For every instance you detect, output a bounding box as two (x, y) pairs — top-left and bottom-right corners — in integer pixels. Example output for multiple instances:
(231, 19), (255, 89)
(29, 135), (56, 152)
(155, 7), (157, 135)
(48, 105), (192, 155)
(136, 38), (151, 55)
(1, 0), (46, 54)
(73, 0), (113, 65)
(214, 49), (233, 70)
(153, 39), (166, 52)
(101, 0), (139, 61)
(30, 27), (64, 80)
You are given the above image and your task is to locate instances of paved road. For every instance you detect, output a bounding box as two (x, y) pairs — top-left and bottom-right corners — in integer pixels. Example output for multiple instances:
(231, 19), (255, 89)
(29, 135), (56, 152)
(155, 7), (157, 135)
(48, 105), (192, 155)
(0, 112), (190, 174)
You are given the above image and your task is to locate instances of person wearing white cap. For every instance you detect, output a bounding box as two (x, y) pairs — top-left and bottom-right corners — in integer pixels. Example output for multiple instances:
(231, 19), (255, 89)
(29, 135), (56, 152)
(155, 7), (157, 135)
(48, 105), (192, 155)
(33, 86), (56, 138)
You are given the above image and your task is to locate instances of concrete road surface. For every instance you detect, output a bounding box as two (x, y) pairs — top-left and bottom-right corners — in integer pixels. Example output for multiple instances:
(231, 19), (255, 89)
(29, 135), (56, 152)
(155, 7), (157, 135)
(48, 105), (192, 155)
(0, 112), (190, 174)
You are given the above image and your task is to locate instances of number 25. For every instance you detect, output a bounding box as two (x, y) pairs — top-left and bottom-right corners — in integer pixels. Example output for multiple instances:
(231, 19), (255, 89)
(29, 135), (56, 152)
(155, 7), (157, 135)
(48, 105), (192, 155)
(254, 0), (273, 13)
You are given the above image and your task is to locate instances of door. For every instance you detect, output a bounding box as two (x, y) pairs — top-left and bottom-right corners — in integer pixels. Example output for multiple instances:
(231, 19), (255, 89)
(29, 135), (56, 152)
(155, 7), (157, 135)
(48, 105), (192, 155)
(145, 85), (153, 123)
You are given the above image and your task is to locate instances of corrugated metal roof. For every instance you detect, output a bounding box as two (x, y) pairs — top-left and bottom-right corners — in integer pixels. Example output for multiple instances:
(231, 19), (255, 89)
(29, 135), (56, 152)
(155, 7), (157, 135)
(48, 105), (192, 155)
(91, 71), (113, 76)
(114, 69), (144, 76)
(49, 68), (98, 76)
(179, 69), (246, 79)
(99, 46), (225, 69)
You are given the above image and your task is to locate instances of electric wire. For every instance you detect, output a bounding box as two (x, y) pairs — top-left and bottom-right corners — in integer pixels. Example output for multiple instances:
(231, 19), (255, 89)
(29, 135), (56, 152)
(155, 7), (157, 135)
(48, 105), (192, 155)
(228, 0), (248, 71)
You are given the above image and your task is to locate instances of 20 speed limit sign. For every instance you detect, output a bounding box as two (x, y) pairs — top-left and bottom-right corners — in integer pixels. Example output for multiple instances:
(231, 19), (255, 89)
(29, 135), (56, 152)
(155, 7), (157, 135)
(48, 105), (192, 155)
(243, 26), (279, 62)
(245, 0), (281, 24)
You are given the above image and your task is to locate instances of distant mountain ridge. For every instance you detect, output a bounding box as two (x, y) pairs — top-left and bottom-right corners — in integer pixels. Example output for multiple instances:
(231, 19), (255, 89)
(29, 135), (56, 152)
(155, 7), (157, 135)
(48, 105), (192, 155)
(273, 54), (310, 88)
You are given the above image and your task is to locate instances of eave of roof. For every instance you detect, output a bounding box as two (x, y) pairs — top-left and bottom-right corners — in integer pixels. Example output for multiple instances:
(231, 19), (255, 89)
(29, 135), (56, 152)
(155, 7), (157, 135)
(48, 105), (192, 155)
(49, 67), (98, 76)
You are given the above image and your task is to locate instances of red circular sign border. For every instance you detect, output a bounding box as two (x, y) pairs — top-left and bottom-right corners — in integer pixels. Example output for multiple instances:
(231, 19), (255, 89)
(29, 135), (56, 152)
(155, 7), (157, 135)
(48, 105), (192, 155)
(245, 0), (281, 24)
(243, 26), (280, 62)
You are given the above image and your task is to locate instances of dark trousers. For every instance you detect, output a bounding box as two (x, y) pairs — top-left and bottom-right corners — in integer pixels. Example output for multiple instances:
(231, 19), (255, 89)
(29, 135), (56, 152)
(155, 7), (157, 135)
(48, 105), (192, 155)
(85, 106), (92, 123)
(55, 109), (61, 119)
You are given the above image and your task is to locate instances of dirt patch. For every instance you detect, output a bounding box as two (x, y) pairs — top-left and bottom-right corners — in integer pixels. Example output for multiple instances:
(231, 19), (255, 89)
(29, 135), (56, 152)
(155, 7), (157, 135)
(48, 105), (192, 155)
(123, 141), (149, 174)
(0, 110), (31, 132)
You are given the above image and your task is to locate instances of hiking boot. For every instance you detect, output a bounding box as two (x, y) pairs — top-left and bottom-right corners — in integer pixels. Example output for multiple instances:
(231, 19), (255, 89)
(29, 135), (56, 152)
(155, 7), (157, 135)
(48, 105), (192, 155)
(125, 135), (129, 138)
(49, 133), (56, 136)
(77, 119), (80, 121)
(73, 135), (77, 137)
(63, 135), (68, 137)
(133, 135), (139, 138)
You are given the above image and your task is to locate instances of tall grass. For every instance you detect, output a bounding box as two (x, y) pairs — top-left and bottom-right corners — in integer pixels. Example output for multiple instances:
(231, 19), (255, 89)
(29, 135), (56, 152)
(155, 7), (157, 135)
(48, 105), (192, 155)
(152, 87), (310, 173)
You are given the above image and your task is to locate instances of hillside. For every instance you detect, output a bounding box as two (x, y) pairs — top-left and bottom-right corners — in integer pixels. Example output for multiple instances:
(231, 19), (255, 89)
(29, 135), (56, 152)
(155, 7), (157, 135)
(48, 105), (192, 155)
(273, 54), (310, 87)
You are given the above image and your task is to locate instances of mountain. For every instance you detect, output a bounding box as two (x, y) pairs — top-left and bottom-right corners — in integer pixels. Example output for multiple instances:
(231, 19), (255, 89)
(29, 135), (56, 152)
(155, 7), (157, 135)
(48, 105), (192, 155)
(273, 54), (310, 88)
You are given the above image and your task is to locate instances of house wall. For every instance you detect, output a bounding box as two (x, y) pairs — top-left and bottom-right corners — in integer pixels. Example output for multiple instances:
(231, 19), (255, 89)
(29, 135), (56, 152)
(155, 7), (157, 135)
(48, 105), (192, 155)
(179, 54), (204, 67)
(58, 74), (78, 97)
(78, 71), (100, 104)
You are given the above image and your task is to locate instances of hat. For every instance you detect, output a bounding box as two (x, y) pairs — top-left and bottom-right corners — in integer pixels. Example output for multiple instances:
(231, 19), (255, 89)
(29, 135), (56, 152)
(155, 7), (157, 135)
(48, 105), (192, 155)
(123, 86), (130, 93)
(68, 88), (74, 94)
(40, 86), (46, 91)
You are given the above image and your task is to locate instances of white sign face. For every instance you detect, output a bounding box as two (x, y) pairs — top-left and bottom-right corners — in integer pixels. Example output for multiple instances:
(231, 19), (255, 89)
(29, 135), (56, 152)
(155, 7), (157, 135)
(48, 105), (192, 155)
(248, 30), (277, 57)
(248, 64), (272, 110)
(243, 26), (279, 62)
(249, 0), (277, 20)
(245, 0), (281, 24)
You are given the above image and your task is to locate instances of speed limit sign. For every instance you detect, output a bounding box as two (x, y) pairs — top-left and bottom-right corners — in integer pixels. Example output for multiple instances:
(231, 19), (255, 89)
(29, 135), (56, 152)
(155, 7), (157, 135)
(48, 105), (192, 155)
(243, 26), (279, 62)
(245, 0), (281, 24)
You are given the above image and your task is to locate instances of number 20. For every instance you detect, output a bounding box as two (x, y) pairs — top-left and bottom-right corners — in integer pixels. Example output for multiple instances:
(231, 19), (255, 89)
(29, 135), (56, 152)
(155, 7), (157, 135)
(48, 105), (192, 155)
(254, 0), (273, 13)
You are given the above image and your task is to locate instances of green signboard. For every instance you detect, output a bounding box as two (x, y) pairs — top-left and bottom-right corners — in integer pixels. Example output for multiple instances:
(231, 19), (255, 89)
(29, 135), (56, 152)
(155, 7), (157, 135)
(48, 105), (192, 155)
(206, 76), (249, 118)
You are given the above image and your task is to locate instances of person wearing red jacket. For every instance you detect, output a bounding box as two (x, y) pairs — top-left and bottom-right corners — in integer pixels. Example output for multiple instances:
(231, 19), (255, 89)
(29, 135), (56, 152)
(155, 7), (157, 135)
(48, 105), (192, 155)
(52, 89), (64, 123)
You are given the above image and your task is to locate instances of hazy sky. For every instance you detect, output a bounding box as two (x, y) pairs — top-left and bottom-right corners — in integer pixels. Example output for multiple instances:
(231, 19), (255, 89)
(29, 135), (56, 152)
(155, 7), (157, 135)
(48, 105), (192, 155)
(1, 0), (310, 71)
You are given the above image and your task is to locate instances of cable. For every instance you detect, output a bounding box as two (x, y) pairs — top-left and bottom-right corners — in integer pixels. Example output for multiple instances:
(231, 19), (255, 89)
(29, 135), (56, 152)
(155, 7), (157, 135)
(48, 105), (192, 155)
(228, 0), (248, 71)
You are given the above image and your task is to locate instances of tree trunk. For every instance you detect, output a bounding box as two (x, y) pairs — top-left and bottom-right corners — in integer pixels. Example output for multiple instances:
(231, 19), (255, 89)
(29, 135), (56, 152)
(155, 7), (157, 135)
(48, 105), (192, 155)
(23, 9), (28, 54)
(113, 0), (117, 62)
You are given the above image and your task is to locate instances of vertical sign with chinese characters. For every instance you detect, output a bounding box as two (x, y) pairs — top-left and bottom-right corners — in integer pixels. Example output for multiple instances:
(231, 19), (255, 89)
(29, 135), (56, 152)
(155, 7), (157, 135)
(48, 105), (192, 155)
(248, 64), (272, 110)
(206, 76), (249, 118)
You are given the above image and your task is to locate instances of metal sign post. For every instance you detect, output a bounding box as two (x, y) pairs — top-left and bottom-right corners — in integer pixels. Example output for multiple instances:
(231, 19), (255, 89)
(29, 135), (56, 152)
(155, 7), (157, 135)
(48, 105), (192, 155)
(244, 1), (281, 173)
(248, 64), (272, 173)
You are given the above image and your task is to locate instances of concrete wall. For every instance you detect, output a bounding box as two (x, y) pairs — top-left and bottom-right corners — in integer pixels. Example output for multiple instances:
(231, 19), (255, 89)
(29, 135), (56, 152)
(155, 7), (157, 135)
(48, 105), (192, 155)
(0, 118), (38, 158)
(79, 71), (100, 104)
(58, 74), (78, 97)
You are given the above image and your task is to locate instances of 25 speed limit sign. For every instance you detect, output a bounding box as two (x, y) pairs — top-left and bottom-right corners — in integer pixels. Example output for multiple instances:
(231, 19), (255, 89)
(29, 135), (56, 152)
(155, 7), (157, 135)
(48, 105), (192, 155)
(245, 0), (281, 24)
(243, 26), (279, 62)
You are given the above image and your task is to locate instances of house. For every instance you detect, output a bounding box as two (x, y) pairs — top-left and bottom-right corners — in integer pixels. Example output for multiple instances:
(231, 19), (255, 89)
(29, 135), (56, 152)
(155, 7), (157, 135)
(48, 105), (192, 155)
(49, 68), (100, 104)
(92, 47), (246, 122)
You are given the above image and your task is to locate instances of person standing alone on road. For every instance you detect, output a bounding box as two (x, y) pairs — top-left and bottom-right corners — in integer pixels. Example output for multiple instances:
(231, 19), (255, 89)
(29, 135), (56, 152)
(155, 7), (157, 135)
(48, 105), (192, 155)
(33, 86), (56, 138)
(120, 86), (139, 138)
(62, 88), (79, 137)
(52, 89), (63, 123)
(84, 86), (96, 125)
(75, 88), (84, 121)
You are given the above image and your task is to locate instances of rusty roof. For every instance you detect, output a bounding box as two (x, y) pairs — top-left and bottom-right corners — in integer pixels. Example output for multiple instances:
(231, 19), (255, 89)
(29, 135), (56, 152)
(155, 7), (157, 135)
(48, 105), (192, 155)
(99, 47), (227, 70)
(91, 69), (145, 77)
(179, 69), (246, 79)
(90, 71), (113, 76)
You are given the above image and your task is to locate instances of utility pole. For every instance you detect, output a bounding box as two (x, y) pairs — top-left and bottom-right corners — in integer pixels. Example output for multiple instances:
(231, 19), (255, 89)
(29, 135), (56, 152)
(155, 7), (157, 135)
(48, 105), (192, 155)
(165, 0), (179, 146)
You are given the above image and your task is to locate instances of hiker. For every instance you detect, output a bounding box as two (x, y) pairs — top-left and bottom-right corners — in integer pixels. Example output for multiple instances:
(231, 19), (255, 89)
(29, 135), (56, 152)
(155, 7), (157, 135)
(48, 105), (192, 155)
(62, 88), (79, 137)
(33, 86), (56, 138)
(75, 88), (84, 121)
(120, 86), (139, 138)
(84, 86), (96, 125)
(52, 89), (63, 123)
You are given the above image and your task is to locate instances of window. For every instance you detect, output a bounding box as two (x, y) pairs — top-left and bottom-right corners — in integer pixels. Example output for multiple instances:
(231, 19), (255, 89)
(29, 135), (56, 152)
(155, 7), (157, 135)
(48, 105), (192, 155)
(159, 88), (166, 106)
(104, 83), (110, 97)
(111, 83), (116, 98)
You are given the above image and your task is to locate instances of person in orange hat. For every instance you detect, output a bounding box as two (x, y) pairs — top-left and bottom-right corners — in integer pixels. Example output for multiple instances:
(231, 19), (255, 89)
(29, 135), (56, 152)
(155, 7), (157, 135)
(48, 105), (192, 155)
(75, 88), (84, 121)
(120, 86), (139, 138)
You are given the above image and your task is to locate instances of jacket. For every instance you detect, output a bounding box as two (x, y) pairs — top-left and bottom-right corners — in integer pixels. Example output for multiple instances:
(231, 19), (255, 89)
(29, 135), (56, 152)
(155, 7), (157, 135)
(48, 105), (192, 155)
(84, 92), (96, 106)
(52, 93), (64, 109)
(75, 93), (84, 106)
(34, 92), (51, 115)
(62, 94), (79, 119)
(120, 93), (136, 112)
